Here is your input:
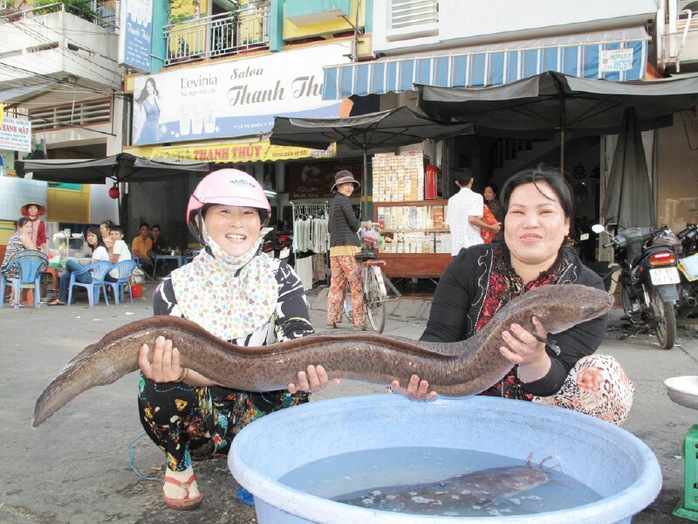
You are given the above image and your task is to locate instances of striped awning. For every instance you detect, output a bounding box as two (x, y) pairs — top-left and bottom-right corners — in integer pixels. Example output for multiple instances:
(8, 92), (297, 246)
(323, 28), (649, 100)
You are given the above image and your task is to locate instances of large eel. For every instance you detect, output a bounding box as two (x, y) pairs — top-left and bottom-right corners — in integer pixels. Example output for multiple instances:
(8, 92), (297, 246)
(33, 284), (613, 427)
(334, 461), (552, 513)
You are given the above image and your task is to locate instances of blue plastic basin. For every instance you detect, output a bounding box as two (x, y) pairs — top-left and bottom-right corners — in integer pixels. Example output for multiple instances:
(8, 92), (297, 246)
(229, 395), (661, 524)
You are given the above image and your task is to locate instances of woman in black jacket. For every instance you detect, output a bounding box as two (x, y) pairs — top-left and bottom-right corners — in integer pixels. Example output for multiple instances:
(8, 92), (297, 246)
(326, 170), (372, 330)
(391, 166), (635, 426)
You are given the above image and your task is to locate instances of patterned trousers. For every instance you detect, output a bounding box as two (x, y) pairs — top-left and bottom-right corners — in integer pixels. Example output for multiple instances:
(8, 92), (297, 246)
(327, 255), (364, 327)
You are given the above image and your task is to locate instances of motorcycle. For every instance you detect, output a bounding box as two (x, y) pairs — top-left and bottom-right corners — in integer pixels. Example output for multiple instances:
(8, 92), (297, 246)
(571, 215), (598, 263)
(262, 229), (294, 265)
(594, 224), (682, 349)
(676, 222), (698, 319)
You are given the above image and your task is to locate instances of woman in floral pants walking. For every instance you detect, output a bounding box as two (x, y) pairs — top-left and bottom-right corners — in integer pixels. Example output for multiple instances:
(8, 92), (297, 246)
(326, 170), (372, 330)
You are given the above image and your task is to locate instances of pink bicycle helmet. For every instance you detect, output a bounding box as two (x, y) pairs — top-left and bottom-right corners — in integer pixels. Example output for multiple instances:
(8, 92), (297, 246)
(187, 169), (271, 244)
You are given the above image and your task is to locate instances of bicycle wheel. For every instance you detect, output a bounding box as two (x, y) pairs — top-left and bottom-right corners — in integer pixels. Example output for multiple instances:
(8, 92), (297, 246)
(343, 282), (353, 322)
(365, 266), (387, 333)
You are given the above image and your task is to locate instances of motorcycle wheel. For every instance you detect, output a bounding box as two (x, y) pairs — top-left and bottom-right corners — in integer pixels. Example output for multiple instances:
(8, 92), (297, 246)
(621, 286), (634, 317)
(649, 287), (676, 350)
(364, 266), (386, 334)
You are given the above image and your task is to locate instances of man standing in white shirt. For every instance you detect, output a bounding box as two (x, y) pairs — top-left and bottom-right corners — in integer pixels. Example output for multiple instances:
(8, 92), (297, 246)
(445, 168), (500, 256)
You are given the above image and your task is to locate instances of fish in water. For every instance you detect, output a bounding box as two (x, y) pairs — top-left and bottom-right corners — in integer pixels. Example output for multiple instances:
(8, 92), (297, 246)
(32, 284), (613, 427)
(333, 456), (554, 515)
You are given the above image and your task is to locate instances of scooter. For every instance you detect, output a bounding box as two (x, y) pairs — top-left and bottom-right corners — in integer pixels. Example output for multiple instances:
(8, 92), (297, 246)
(594, 224), (682, 349)
(262, 229), (294, 265)
(676, 222), (698, 319)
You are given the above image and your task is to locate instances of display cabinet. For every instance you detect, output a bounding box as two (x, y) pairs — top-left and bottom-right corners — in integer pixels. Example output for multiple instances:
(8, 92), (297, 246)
(374, 200), (452, 279)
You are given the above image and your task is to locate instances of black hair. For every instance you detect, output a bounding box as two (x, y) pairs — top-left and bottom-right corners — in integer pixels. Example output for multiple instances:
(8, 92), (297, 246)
(454, 167), (473, 186)
(485, 182), (499, 194)
(100, 219), (115, 230)
(110, 224), (123, 234)
(85, 225), (106, 252)
(139, 223), (150, 230)
(17, 217), (31, 228)
(500, 164), (574, 222)
(151, 224), (161, 230)
(136, 77), (158, 103)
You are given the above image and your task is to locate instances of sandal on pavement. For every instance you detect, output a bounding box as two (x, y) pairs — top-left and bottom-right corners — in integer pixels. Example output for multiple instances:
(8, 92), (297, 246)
(47, 300), (65, 306)
(164, 473), (204, 510)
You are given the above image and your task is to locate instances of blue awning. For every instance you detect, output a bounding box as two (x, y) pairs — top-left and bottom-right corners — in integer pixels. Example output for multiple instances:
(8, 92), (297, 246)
(323, 28), (649, 100)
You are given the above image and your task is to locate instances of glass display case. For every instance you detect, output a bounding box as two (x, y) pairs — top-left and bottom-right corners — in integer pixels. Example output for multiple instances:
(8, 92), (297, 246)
(374, 200), (452, 278)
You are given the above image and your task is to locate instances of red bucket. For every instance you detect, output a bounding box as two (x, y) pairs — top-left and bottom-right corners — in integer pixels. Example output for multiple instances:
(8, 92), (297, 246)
(131, 284), (144, 299)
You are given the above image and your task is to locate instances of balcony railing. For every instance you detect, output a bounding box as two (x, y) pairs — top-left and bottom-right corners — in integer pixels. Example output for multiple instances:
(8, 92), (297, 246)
(164, 2), (270, 66)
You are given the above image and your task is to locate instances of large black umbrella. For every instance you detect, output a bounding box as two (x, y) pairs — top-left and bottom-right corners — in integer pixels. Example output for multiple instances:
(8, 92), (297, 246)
(417, 71), (698, 169)
(601, 107), (656, 228)
(269, 106), (473, 218)
(15, 152), (210, 184)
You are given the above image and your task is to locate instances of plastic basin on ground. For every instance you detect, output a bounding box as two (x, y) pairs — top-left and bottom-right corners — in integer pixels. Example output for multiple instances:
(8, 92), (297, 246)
(229, 395), (661, 524)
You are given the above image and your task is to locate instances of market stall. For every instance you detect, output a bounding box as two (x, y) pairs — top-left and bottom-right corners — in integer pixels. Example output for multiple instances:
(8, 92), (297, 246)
(372, 150), (451, 279)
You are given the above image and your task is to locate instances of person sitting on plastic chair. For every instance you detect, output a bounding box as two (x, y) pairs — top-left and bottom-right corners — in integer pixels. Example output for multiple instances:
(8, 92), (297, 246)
(1, 217), (38, 307)
(131, 223), (154, 276)
(49, 226), (110, 306)
(1, 250), (48, 308)
(105, 225), (132, 278)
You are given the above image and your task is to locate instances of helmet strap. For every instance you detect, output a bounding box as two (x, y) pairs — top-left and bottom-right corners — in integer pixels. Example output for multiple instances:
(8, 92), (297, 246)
(188, 209), (214, 257)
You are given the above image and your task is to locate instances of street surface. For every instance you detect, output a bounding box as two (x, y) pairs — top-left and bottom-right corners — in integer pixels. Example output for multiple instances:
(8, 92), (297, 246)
(0, 285), (696, 524)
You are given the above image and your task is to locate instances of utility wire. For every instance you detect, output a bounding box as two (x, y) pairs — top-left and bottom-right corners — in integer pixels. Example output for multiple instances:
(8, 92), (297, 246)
(8, 18), (126, 83)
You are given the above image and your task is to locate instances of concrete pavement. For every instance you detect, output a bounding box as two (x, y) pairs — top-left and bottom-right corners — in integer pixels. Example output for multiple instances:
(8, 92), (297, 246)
(0, 283), (697, 524)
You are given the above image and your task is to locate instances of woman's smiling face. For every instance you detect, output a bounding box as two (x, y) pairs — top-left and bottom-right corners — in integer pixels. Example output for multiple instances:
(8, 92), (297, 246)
(203, 204), (262, 257)
(504, 181), (570, 275)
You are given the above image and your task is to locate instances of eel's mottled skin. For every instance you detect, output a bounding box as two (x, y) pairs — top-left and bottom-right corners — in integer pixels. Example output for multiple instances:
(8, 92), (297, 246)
(334, 462), (551, 512)
(33, 284), (613, 427)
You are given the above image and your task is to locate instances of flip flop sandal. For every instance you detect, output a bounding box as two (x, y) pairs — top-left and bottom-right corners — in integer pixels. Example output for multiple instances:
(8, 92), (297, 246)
(163, 473), (204, 510)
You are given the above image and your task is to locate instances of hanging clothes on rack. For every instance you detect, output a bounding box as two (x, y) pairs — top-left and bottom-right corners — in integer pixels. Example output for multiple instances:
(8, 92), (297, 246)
(291, 202), (330, 290)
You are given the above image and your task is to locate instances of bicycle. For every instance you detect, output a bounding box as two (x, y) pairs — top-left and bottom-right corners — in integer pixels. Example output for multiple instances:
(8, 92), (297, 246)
(343, 228), (389, 333)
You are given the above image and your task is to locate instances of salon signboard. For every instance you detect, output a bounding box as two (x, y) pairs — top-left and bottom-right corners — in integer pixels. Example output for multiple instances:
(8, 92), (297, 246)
(0, 117), (32, 153)
(144, 141), (335, 163)
(118, 0), (153, 73)
(132, 42), (351, 146)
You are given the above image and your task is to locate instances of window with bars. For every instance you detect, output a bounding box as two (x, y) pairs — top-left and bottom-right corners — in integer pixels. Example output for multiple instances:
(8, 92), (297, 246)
(390, 0), (438, 30)
(28, 98), (112, 132)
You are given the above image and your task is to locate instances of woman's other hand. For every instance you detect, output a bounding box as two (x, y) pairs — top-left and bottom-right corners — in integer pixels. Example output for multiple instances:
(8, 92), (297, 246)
(390, 375), (438, 400)
(499, 316), (552, 383)
(139, 336), (184, 383)
(287, 365), (339, 394)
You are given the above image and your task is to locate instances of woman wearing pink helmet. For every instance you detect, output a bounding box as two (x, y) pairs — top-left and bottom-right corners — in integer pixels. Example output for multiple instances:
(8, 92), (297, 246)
(136, 169), (331, 510)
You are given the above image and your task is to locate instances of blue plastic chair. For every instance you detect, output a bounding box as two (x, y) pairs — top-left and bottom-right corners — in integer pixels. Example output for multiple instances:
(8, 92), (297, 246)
(1, 250), (49, 308)
(67, 260), (112, 306)
(183, 249), (201, 265)
(0, 270), (10, 308)
(105, 260), (137, 304)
